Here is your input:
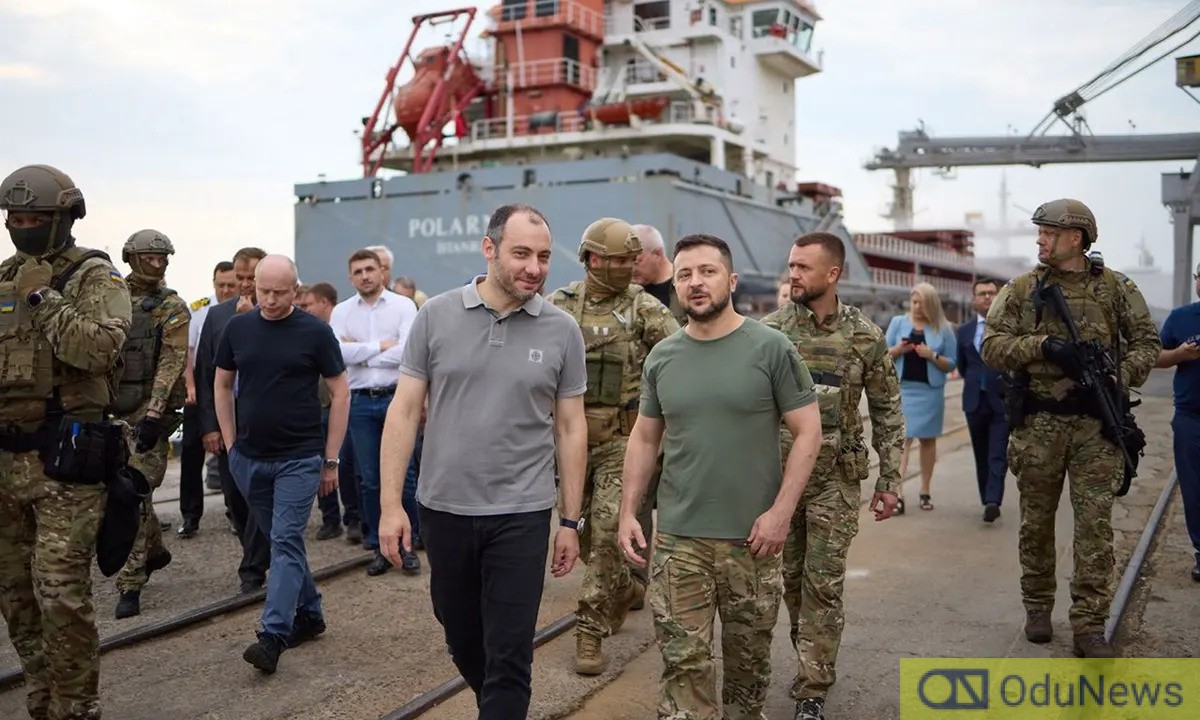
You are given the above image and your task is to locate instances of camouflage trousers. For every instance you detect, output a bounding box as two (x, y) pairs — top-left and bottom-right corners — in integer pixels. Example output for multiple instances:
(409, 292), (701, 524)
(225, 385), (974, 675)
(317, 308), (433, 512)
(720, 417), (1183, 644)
(649, 532), (782, 720)
(576, 437), (654, 638)
(1008, 413), (1119, 634)
(0, 451), (105, 720)
(783, 467), (860, 701)
(116, 436), (169, 593)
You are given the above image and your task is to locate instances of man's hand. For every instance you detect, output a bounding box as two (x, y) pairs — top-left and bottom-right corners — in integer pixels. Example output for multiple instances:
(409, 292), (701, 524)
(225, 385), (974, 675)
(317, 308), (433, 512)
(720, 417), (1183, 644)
(185, 382), (196, 406)
(202, 431), (223, 454)
(618, 513), (648, 567)
(379, 506), (413, 568)
(1041, 336), (1085, 380)
(746, 507), (790, 557)
(380, 338), (398, 351)
(235, 295), (254, 314)
(1177, 342), (1200, 363)
(870, 492), (899, 521)
(550, 527), (579, 577)
(134, 415), (164, 454)
(319, 465), (338, 497)
(16, 259), (52, 299)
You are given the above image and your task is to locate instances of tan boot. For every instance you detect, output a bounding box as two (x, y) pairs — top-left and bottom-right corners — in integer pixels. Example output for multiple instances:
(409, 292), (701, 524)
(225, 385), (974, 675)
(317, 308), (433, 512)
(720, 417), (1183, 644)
(1024, 610), (1052, 644)
(628, 577), (646, 612)
(611, 579), (645, 634)
(1073, 632), (1117, 658)
(574, 632), (607, 676)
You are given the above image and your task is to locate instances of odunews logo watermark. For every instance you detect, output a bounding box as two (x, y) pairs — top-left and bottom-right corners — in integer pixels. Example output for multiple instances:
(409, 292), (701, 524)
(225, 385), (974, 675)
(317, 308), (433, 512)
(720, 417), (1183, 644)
(900, 659), (1194, 718)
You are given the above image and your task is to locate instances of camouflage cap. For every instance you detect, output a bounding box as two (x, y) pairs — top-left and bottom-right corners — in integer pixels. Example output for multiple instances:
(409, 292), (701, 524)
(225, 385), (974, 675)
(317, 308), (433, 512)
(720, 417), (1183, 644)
(578, 217), (642, 262)
(122, 228), (175, 264)
(1031, 198), (1097, 245)
(0, 164), (86, 219)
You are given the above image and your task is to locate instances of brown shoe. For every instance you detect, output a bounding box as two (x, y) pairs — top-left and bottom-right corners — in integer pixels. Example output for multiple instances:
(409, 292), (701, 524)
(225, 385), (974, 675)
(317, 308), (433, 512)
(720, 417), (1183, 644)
(611, 580), (645, 634)
(574, 632), (607, 676)
(1073, 632), (1116, 658)
(1024, 610), (1053, 643)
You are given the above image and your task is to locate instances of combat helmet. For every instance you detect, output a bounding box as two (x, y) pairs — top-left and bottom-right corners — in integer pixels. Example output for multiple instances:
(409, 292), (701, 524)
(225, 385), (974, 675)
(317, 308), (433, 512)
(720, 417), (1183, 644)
(578, 217), (642, 262)
(122, 229), (175, 264)
(0, 164), (86, 219)
(1031, 198), (1097, 246)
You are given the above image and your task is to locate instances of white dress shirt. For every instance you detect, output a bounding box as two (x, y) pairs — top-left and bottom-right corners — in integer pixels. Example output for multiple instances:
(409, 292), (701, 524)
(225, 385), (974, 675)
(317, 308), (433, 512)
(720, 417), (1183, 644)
(330, 289), (419, 390)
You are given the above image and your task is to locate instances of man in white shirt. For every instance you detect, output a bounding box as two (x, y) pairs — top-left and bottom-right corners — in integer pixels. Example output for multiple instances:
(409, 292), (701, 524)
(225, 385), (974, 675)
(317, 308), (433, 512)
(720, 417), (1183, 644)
(330, 248), (419, 576)
(178, 260), (238, 537)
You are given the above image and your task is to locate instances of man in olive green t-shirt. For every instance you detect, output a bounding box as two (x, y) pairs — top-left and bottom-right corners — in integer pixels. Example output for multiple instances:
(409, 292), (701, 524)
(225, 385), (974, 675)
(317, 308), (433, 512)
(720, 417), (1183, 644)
(618, 234), (822, 720)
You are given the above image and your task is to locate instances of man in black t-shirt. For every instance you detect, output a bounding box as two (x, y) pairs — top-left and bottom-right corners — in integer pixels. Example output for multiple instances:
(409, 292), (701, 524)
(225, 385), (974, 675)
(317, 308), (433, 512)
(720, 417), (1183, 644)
(215, 255), (349, 675)
(632, 223), (685, 325)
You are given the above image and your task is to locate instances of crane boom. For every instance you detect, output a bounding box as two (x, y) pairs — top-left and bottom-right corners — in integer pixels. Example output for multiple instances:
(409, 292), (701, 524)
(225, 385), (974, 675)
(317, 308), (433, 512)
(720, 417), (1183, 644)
(866, 129), (1200, 170)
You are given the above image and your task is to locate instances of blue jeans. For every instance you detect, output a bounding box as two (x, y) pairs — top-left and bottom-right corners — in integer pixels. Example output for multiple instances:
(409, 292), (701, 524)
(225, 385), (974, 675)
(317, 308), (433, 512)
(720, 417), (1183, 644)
(1173, 411), (1200, 554)
(350, 391), (422, 549)
(228, 447), (323, 639)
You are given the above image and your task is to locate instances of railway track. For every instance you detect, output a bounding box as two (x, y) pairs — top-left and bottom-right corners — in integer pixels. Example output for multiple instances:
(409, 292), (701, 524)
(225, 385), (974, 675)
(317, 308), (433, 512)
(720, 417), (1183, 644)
(0, 553), (373, 692)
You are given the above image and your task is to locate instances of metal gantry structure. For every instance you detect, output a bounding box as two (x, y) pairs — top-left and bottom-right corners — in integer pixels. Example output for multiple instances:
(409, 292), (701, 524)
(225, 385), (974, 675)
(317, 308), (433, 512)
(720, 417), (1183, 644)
(866, 1), (1200, 306)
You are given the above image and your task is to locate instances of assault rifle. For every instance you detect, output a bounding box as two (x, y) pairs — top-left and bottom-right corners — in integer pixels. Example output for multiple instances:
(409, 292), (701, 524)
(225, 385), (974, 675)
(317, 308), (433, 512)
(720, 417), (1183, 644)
(1039, 282), (1145, 496)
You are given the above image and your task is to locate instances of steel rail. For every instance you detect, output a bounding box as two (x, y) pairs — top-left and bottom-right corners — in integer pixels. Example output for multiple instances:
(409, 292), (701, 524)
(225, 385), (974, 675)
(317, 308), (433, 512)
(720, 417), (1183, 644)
(1105, 471), (1179, 643)
(0, 554), (372, 691)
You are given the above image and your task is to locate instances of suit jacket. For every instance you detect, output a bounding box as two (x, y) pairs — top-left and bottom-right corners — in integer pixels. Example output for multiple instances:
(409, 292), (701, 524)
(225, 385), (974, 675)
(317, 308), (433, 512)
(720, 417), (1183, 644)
(885, 314), (957, 387)
(957, 317), (1005, 415)
(195, 296), (241, 436)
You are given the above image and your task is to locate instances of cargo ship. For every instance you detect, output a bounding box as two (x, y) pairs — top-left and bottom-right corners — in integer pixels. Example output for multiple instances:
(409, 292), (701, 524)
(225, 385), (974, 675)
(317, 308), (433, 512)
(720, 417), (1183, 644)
(294, 0), (1005, 319)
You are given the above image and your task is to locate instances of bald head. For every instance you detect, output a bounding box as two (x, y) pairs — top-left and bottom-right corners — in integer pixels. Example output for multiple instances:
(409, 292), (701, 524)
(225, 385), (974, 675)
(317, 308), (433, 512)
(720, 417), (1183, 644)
(255, 254), (300, 320)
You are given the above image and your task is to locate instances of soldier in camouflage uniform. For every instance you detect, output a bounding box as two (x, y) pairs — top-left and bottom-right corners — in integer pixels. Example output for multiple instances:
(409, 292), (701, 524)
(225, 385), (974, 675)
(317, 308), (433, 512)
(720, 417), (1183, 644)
(762, 232), (905, 720)
(982, 199), (1160, 659)
(113, 229), (190, 619)
(549, 218), (679, 675)
(0, 165), (132, 720)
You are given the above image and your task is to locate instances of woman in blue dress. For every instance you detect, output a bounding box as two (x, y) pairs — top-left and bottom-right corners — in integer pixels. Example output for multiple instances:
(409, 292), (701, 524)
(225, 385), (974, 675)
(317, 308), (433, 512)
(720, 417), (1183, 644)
(885, 283), (958, 513)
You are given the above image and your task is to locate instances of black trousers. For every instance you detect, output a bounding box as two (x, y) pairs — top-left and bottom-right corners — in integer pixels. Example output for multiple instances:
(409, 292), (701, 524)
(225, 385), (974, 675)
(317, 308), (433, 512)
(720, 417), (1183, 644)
(178, 404), (206, 522)
(219, 451), (272, 586)
(420, 505), (550, 720)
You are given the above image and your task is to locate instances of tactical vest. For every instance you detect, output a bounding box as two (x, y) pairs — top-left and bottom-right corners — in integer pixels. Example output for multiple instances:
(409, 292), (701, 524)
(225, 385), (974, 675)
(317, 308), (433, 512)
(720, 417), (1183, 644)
(0, 247), (117, 426)
(111, 288), (175, 416)
(1008, 263), (1124, 390)
(553, 281), (649, 445)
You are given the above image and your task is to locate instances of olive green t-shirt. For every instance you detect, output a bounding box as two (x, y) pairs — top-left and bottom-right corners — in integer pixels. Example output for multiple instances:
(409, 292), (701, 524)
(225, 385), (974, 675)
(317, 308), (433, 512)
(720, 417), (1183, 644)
(640, 317), (817, 539)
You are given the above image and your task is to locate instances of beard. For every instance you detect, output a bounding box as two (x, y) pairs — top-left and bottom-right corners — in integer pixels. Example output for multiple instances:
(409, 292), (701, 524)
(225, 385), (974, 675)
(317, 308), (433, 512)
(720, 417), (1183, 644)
(491, 258), (539, 303)
(684, 288), (731, 322)
(792, 281), (827, 306)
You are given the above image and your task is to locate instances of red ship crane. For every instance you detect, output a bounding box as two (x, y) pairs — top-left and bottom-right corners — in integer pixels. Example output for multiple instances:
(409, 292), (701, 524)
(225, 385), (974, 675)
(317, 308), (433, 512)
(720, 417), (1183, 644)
(360, 7), (486, 177)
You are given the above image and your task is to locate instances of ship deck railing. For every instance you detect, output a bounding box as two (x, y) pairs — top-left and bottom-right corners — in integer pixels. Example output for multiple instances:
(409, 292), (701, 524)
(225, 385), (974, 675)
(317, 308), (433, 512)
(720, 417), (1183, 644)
(854, 233), (978, 273)
(492, 0), (606, 40)
(484, 57), (597, 93)
(468, 100), (699, 142)
(869, 268), (976, 300)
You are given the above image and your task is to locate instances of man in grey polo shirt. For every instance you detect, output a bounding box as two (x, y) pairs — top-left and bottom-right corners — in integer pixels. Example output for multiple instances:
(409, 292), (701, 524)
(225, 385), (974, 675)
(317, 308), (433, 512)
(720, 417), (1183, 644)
(379, 203), (588, 720)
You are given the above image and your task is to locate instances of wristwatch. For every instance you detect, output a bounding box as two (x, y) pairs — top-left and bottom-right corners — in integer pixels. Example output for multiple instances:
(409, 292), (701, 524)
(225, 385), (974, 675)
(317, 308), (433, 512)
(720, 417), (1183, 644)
(322, 457), (341, 469)
(560, 517), (586, 532)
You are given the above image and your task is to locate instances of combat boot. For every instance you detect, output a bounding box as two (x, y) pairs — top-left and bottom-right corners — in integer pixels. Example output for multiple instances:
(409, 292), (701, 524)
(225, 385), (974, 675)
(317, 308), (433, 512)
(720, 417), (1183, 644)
(795, 697), (825, 720)
(1024, 610), (1052, 643)
(1073, 632), (1116, 658)
(611, 579), (645, 634)
(574, 632), (607, 676)
(115, 591), (141, 619)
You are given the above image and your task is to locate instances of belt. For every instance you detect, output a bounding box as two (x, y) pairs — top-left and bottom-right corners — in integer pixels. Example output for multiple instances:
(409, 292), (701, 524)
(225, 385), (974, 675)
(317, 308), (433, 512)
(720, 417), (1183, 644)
(352, 386), (396, 398)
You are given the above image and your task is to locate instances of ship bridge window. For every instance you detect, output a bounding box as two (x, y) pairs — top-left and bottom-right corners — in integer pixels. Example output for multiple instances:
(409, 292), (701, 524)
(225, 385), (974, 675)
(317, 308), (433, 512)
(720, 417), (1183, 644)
(501, 0), (527, 22)
(534, 0), (559, 18)
(634, 1), (670, 30)
(751, 8), (781, 38)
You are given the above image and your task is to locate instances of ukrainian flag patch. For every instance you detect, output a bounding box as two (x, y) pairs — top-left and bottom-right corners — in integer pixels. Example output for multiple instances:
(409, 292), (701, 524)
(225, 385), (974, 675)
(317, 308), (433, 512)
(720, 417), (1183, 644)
(0, 301), (15, 313)
(109, 271), (123, 281)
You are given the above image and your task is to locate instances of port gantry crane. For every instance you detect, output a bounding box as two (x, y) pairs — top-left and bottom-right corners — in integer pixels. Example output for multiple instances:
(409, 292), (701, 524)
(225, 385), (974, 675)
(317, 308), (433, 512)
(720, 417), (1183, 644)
(865, 1), (1200, 306)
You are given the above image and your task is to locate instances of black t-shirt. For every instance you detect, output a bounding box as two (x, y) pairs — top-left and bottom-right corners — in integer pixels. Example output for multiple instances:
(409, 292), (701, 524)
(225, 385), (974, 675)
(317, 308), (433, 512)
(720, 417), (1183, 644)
(901, 329), (930, 384)
(215, 308), (345, 460)
(643, 279), (673, 308)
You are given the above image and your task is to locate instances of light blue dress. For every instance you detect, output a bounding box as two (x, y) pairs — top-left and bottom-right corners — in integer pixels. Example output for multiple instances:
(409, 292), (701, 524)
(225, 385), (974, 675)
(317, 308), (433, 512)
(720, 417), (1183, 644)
(885, 315), (958, 439)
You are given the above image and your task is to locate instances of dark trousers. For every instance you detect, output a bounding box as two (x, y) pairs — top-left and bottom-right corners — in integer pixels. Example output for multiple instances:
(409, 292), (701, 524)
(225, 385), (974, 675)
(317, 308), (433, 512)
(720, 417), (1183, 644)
(967, 396), (1008, 506)
(179, 404), (206, 522)
(420, 505), (550, 720)
(1173, 411), (1200, 554)
(318, 415), (361, 529)
(219, 451), (272, 586)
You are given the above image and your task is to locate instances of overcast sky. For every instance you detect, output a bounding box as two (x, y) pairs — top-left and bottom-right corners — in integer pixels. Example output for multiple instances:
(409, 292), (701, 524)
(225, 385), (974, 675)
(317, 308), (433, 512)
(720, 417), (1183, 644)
(1, 0), (1196, 303)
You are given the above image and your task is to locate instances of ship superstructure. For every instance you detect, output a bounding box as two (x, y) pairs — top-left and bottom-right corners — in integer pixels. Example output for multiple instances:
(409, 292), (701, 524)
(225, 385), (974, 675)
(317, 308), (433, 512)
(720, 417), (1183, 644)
(297, 0), (999, 315)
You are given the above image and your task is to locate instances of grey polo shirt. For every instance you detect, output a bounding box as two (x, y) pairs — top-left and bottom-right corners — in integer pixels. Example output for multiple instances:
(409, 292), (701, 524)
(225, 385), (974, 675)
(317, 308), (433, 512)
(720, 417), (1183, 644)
(398, 279), (587, 515)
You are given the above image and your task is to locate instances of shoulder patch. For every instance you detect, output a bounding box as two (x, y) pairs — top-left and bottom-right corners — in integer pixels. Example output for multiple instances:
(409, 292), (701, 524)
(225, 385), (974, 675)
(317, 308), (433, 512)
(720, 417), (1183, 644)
(1122, 276), (1137, 291)
(190, 296), (211, 311)
(108, 270), (124, 282)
